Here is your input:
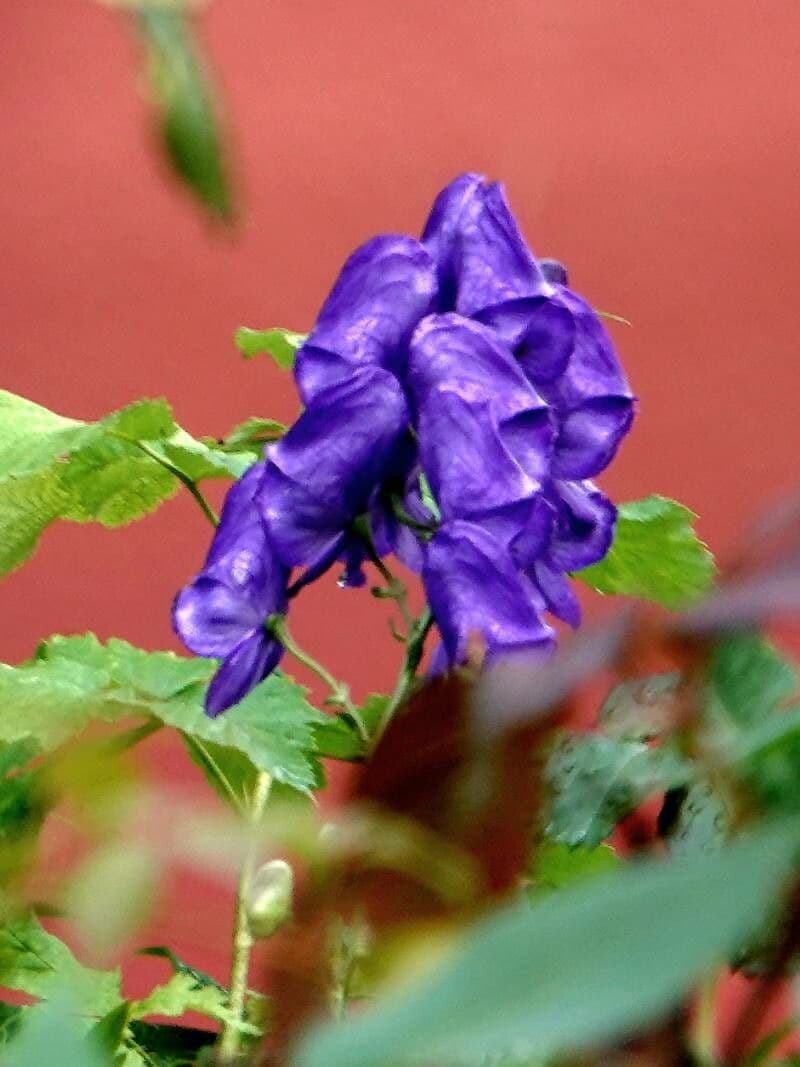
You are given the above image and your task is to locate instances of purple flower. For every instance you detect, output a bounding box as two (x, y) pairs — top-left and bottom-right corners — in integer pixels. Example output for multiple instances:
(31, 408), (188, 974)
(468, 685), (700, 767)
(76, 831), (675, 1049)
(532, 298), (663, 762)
(172, 463), (289, 717)
(258, 365), (411, 586)
(408, 313), (554, 558)
(423, 520), (555, 668)
(294, 235), (438, 404)
(528, 480), (616, 627)
(421, 173), (635, 479)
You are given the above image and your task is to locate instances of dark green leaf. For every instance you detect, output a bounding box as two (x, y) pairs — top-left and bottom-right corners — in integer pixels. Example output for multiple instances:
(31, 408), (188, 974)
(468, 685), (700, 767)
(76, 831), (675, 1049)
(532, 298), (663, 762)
(711, 633), (797, 727)
(235, 326), (307, 369)
(294, 821), (800, 1067)
(89, 1001), (132, 1058)
(0, 1002), (25, 1045)
(545, 732), (690, 848)
(137, 8), (233, 222)
(312, 696), (390, 761)
(0, 740), (48, 883)
(576, 496), (715, 607)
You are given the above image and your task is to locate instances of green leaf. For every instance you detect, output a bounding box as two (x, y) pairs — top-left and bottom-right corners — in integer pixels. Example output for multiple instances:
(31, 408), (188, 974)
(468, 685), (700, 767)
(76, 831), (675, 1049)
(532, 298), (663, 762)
(545, 732), (690, 848)
(294, 820), (800, 1067)
(576, 495), (715, 608)
(89, 1001), (133, 1059)
(1, 994), (114, 1067)
(711, 633), (797, 727)
(0, 740), (47, 883)
(0, 1002), (25, 1045)
(528, 840), (620, 897)
(153, 429), (255, 481)
(312, 695), (390, 761)
(0, 634), (326, 794)
(137, 8), (233, 222)
(220, 416), (286, 451)
(0, 911), (121, 1015)
(666, 782), (729, 857)
(235, 326), (307, 369)
(0, 392), (178, 576)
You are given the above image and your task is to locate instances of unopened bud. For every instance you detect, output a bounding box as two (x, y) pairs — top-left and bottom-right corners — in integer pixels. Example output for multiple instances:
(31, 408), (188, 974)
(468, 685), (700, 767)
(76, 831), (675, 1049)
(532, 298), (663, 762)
(246, 859), (293, 939)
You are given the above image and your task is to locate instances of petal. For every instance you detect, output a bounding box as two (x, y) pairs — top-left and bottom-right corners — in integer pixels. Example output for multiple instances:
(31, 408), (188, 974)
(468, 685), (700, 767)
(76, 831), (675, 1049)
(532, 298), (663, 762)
(259, 366), (410, 568)
(205, 631), (283, 718)
(294, 235), (438, 403)
(423, 520), (555, 667)
(535, 288), (634, 478)
(530, 560), (582, 628)
(172, 574), (261, 658)
(409, 313), (551, 426)
(206, 461), (267, 566)
(546, 480), (617, 571)
(422, 175), (550, 316)
(477, 294), (574, 384)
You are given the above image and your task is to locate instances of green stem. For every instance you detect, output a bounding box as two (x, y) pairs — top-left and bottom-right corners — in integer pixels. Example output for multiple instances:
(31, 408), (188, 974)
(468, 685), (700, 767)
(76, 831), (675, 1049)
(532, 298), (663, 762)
(218, 770), (273, 1064)
(691, 970), (719, 1066)
(371, 607), (433, 752)
(269, 616), (368, 742)
(134, 440), (219, 527)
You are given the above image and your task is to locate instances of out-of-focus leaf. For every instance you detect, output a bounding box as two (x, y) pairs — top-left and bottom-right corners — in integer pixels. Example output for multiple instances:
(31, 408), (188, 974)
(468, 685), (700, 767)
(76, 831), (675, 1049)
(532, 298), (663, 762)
(137, 7), (233, 222)
(665, 782), (729, 857)
(528, 840), (620, 897)
(599, 673), (681, 741)
(293, 820), (800, 1067)
(235, 326), (307, 369)
(89, 1001), (132, 1059)
(0, 1002), (25, 1045)
(0, 912), (121, 1014)
(544, 732), (690, 848)
(1, 994), (114, 1067)
(710, 633), (797, 728)
(577, 496), (715, 608)
(66, 844), (158, 956)
(0, 740), (47, 884)
(0, 635), (326, 793)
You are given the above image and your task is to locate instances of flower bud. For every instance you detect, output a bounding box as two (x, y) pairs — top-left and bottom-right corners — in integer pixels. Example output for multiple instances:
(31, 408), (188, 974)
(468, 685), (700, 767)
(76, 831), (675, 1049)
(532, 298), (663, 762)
(246, 859), (293, 939)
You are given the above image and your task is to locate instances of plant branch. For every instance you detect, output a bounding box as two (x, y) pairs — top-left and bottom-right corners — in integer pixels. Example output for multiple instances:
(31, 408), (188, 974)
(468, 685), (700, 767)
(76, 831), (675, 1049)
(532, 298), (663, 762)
(134, 439), (219, 527)
(370, 607), (433, 753)
(218, 770), (272, 1064)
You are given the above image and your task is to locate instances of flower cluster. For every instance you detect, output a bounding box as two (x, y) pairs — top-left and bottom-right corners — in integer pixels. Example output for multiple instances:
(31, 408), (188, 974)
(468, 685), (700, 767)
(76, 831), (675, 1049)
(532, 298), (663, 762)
(173, 174), (634, 716)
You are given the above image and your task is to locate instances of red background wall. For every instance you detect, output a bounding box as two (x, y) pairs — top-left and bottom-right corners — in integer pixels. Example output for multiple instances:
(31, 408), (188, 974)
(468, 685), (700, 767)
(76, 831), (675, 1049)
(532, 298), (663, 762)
(2, 0), (799, 995)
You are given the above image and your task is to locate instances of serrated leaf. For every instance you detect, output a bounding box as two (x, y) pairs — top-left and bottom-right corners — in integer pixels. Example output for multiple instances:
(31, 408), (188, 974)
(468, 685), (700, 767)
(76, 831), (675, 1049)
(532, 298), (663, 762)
(0, 912), (121, 1015)
(155, 428), (255, 481)
(61, 441), (178, 526)
(221, 416), (286, 452)
(137, 8), (233, 222)
(576, 495), (715, 608)
(0, 635), (326, 794)
(545, 732), (691, 848)
(235, 326), (307, 369)
(294, 821), (800, 1067)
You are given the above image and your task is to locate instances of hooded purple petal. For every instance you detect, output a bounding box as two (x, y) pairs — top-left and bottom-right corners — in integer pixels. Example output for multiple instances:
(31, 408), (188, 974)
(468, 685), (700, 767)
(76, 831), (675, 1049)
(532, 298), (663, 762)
(422, 174), (550, 316)
(294, 235), (438, 403)
(533, 288), (634, 478)
(205, 630), (284, 719)
(258, 366), (410, 571)
(529, 559), (583, 628)
(423, 520), (555, 668)
(545, 479), (617, 572)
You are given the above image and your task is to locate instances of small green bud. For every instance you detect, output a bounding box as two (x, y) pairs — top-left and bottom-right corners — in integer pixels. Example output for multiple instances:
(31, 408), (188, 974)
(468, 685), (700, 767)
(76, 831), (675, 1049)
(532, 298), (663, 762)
(246, 859), (293, 939)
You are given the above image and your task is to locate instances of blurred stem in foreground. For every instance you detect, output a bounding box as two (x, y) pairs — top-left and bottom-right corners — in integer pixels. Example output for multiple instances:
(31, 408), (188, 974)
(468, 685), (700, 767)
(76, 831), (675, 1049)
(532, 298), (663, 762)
(218, 770), (272, 1063)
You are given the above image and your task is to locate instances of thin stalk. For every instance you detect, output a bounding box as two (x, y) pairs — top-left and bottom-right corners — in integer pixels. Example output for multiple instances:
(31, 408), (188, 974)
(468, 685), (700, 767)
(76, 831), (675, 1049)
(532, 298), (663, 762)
(217, 770), (272, 1064)
(269, 616), (368, 743)
(134, 439), (219, 527)
(370, 607), (432, 752)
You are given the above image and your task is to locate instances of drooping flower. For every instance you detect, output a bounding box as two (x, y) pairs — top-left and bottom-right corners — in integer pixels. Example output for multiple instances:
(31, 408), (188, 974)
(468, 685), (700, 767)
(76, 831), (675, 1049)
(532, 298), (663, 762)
(172, 463), (289, 717)
(407, 313), (554, 557)
(422, 520), (555, 669)
(257, 365), (411, 587)
(294, 235), (438, 404)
